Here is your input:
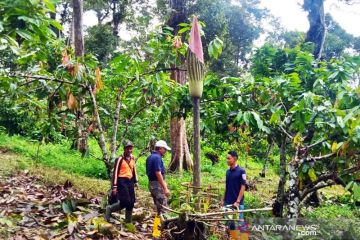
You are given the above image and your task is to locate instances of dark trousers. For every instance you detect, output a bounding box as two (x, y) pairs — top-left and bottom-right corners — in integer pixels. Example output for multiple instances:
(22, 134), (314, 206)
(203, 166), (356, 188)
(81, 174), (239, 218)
(117, 178), (135, 211)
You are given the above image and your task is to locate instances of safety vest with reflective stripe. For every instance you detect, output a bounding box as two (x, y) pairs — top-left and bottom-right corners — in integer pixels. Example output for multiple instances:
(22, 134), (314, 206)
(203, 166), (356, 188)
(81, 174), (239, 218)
(112, 155), (136, 188)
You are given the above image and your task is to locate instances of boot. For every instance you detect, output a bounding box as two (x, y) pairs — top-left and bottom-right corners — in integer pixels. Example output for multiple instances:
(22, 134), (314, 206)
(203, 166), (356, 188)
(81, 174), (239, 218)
(105, 201), (121, 222)
(125, 209), (133, 223)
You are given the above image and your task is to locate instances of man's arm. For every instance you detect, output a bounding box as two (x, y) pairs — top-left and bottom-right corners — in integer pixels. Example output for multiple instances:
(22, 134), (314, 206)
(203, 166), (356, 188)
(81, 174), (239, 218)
(234, 184), (245, 207)
(155, 171), (170, 197)
(112, 157), (122, 194)
(234, 170), (246, 207)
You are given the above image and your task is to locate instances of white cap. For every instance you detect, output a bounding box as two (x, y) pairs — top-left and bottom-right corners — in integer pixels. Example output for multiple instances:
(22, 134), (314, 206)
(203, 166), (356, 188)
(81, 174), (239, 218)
(155, 140), (171, 150)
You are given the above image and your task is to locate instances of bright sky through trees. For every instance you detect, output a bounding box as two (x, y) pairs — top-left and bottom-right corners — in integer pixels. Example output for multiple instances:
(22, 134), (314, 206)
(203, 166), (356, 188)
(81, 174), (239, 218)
(261, 0), (360, 36)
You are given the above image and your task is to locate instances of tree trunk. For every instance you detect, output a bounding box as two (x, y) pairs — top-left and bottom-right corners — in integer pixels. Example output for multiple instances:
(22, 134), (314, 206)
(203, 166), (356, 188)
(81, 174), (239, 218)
(169, 116), (193, 172)
(273, 137), (287, 217)
(73, 0), (84, 57)
(193, 97), (201, 198)
(88, 86), (111, 176)
(111, 0), (127, 37)
(167, 0), (193, 172)
(72, 0), (88, 155)
(304, 0), (326, 59)
(287, 163), (300, 219)
(260, 142), (272, 177)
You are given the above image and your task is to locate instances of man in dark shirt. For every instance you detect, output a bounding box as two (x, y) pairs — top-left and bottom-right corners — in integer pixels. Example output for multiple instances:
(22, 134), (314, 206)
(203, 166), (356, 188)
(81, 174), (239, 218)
(146, 140), (171, 217)
(222, 150), (246, 229)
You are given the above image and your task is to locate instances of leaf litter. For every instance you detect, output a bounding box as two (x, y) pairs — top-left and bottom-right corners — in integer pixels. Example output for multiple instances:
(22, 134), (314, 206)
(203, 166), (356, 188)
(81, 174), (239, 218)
(0, 170), (156, 239)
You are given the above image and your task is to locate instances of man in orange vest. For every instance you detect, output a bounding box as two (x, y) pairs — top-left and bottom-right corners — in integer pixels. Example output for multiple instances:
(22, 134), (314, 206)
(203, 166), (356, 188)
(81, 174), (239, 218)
(105, 140), (137, 223)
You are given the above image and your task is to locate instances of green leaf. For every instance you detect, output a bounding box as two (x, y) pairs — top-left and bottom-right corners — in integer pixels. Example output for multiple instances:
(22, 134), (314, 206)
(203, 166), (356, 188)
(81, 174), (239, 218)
(302, 164), (310, 173)
(252, 111), (263, 128)
(270, 109), (283, 125)
(16, 30), (32, 40)
(50, 19), (63, 30)
(235, 111), (243, 122)
(345, 181), (354, 191)
(337, 116), (345, 129)
(308, 168), (317, 182)
(208, 36), (223, 59)
(178, 23), (189, 27)
(178, 27), (190, 34)
(243, 111), (251, 126)
(62, 198), (76, 214)
(353, 184), (360, 201)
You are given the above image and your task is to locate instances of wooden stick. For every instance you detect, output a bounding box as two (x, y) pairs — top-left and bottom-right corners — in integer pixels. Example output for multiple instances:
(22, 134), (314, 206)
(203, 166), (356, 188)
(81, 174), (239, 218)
(162, 205), (182, 214)
(161, 205), (273, 218)
(190, 207), (273, 218)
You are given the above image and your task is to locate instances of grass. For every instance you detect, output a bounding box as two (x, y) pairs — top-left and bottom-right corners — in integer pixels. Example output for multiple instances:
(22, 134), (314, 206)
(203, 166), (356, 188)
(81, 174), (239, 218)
(0, 133), (108, 179)
(0, 147), (109, 198)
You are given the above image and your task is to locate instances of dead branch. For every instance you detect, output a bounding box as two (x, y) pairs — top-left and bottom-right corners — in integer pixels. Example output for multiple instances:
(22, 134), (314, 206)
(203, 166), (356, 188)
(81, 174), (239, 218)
(188, 207), (273, 218)
(10, 74), (77, 86)
(161, 205), (273, 218)
(301, 152), (336, 163)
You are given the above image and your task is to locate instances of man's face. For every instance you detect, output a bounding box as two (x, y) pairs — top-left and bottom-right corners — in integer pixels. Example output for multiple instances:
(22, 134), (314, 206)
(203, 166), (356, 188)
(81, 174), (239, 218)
(226, 154), (236, 166)
(158, 147), (167, 156)
(124, 146), (133, 156)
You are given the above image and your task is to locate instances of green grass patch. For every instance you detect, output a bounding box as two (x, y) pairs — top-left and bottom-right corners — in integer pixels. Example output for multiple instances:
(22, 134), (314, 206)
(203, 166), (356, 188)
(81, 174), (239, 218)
(0, 133), (108, 179)
(303, 203), (360, 219)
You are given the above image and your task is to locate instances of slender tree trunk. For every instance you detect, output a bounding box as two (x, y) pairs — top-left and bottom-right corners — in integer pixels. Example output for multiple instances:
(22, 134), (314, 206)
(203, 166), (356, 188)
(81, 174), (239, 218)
(260, 143), (272, 177)
(287, 163), (300, 219)
(304, 0), (326, 59)
(88, 86), (111, 176)
(72, 0), (88, 155)
(273, 137), (287, 217)
(193, 97), (201, 197)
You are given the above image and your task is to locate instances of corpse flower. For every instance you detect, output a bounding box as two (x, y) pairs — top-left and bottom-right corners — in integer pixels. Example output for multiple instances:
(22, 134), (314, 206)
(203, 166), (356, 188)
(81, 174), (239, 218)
(187, 16), (205, 97)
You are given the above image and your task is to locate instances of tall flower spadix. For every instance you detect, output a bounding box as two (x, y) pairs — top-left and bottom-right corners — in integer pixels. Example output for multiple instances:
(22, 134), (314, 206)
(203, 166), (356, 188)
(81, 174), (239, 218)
(187, 16), (205, 97)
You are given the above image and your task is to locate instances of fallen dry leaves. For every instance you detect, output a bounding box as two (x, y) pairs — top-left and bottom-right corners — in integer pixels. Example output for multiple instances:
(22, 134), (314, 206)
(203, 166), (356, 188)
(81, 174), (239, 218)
(0, 171), (156, 240)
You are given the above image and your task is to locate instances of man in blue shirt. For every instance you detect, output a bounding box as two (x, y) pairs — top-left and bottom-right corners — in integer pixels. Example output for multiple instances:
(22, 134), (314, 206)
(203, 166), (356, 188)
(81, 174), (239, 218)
(222, 151), (246, 230)
(146, 140), (171, 216)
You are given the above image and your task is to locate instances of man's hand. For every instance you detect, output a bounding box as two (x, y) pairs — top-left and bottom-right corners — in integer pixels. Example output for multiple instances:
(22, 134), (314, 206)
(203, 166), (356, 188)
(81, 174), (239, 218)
(233, 201), (240, 209)
(220, 199), (224, 207)
(112, 188), (117, 195)
(164, 187), (170, 198)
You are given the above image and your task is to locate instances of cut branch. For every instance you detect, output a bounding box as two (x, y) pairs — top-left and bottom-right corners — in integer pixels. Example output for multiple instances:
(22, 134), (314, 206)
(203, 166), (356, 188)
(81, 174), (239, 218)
(301, 152), (336, 163)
